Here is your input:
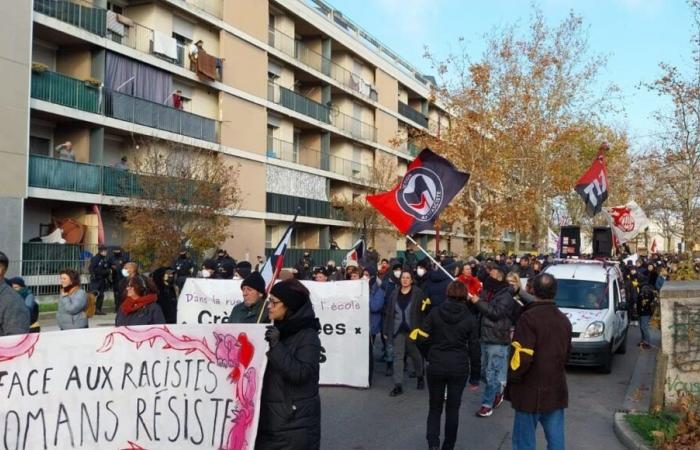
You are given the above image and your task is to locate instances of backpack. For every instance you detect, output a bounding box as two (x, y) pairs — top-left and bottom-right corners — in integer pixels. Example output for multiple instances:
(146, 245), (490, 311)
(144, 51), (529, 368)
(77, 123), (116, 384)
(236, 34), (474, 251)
(86, 292), (97, 318)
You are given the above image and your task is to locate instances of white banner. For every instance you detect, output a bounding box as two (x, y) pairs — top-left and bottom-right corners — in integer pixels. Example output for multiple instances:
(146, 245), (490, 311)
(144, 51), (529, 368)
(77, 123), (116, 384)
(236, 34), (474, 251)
(0, 324), (267, 449)
(603, 200), (650, 244)
(178, 279), (370, 388)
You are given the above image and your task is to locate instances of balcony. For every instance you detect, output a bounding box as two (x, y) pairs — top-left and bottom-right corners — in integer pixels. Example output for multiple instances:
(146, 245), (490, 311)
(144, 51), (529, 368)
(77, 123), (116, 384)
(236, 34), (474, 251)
(268, 26), (378, 101)
(266, 192), (346, 221)
(398, 101), (429, 128)
(268, 82), (331, 123)
(329, 111), (377, 142)
(265, 248), (350, 267)
(34, 0), (221, 75)
(267, 137), (373, 180)
(31, 69), (218, 142)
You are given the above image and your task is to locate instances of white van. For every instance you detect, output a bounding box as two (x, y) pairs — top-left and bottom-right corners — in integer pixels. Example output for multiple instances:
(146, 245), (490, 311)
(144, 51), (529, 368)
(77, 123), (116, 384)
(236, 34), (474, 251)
(543, 260), (629, 373)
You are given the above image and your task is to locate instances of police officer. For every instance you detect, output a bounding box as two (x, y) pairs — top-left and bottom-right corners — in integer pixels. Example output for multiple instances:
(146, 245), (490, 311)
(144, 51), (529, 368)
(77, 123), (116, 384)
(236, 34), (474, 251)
(89, 246), (111, 315)
(109, 247), (127, 304)
(173, 250), (195, 291)
(214, 249), (236, 279)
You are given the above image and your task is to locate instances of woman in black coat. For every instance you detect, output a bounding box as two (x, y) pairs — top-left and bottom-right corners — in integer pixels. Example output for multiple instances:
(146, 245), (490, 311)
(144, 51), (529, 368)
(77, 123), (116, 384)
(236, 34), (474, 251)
(256, 279), (322, 450)
(115, 275), (165, 326)
(411, 281), (481, 450)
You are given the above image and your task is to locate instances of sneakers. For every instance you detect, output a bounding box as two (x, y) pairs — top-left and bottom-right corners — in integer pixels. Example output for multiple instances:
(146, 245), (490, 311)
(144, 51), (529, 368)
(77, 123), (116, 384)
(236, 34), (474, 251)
(389, 384), (403, 397)
(475, 406), (493, 417)
(417, 376), (425, 390)
(493, 393), (504, 409)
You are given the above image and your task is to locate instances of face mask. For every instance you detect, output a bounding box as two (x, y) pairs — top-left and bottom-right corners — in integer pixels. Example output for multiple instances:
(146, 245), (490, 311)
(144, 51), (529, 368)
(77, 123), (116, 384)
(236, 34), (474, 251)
(121, 268), (129, 277)
(202, 270), (211, 278)
(393, 270), (401, 279)
(416, 268), (426, 277)
(233, 274), (241, 280)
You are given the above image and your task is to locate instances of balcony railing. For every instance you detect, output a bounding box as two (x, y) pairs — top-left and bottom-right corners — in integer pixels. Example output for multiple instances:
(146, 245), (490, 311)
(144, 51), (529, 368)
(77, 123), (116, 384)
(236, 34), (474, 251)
(268, 26), (378, 101)
(265, 248), (350, 268)
(268, 82), (331, 123)
(184, 0), (222, 19)
(329, 111), (377, 142)
(34, 0), (106, 36)
(266, 192), (346, 221)
(407, 142), (419, 157)
(398, 101), (429, 128)
(31, 70), (218, 142)
(267, 137), (373, 180)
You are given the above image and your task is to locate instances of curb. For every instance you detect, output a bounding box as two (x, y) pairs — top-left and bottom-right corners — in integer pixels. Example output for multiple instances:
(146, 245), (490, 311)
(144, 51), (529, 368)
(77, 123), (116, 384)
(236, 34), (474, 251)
(614, 412), (653, 450)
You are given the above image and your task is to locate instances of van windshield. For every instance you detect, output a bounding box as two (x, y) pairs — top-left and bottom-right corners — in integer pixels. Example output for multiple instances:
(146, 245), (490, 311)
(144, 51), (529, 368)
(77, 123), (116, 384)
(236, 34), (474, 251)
(554, 280), (608, 310)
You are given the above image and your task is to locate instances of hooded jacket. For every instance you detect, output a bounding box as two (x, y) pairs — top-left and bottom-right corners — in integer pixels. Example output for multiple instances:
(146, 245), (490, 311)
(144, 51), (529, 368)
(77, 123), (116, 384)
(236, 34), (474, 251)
(412, 298), (481, 384)
(256, 301), (322, 450)
(420, 268), (452, 310)
(474, 278), (515, 345)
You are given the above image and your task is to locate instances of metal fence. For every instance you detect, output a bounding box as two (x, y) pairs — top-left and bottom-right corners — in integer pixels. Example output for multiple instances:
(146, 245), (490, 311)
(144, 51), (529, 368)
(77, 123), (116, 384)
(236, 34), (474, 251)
(266, 248), (350, 268)
(31, 70), (218, 143)
(329, 110), (377, 142)
(268, 81), (331, 124)
(34, 0), (106, 36)
(266, 192), (346, 221)
(398, 101), (429, 128)
(267, 137), (372, 180)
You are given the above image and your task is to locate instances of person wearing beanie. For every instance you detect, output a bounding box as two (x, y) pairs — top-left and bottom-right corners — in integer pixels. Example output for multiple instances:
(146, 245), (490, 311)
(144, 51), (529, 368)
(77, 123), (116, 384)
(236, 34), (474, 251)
(228, 271), (269, 323)
(234, 261), (252, 280)
(9, 277), (40, 333)
(313, 266), (330, 282)
(256, 279), (321, 450)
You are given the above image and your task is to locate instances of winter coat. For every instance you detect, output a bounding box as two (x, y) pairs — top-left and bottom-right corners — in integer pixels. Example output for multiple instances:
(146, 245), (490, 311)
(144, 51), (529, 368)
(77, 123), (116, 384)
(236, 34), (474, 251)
(637, 285), (656, 317)
(517, 266), (535, 280)
(57, 286), (88, 330)
(228, 300), (268, 324)
(505, 301), (572, 413)
(115, 298), (165, 326)
(16, 287), (39, 327)
(369, 282), (386, 336)
(256, 302), (321, 450)
(411, 298), (481, 384)
(157, 284), (178, 324)
(421, 268), (452, 309)
(383, 286), (427, 338)
(474, 280), (515, 345)
(0, 282), (30, 336)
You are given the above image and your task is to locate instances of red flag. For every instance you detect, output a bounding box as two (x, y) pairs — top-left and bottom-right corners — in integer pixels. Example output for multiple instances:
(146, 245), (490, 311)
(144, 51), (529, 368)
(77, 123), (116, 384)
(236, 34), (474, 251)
(650, 239), (658, 254)
(366, 148), (469, 235)
(575, 143), (609, 216)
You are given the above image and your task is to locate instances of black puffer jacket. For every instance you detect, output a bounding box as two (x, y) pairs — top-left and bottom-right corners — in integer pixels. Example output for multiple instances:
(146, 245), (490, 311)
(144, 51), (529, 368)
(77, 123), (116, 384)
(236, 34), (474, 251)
(414, 298), (481, 384)
(256, 302), (322, 450)
(474, 279), (515, 345)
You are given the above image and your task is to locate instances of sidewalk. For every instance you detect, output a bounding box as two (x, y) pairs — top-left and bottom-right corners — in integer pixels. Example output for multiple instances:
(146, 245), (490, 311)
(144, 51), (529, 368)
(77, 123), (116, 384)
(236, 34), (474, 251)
(614, 326), (661, 450)
(39, 311), (118, 332)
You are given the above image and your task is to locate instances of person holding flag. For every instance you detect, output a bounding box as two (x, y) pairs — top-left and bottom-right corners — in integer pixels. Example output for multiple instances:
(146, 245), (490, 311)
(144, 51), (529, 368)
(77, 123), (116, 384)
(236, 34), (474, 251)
(228, 271), (269, 323)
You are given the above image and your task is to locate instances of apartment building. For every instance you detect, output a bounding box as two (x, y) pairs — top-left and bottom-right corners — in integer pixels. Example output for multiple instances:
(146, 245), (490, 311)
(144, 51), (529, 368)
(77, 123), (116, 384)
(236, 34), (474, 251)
(1, 0), (463, 282)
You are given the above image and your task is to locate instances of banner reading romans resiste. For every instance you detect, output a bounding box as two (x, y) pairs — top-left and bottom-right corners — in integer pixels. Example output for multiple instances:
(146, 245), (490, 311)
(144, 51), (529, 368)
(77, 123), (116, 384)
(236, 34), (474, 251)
(0, 324), (267, 450)
(178, 279), (370, 388)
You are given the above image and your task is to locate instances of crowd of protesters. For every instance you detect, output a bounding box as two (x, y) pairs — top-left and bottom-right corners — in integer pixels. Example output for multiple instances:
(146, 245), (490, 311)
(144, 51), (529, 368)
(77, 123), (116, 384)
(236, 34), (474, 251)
(0, 243), (680, 450)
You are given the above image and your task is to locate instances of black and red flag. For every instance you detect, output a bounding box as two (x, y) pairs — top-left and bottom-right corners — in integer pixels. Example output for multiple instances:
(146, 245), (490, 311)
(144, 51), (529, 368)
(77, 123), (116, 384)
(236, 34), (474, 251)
(367, 148), (469, 235)
(575, 143), (609, 216)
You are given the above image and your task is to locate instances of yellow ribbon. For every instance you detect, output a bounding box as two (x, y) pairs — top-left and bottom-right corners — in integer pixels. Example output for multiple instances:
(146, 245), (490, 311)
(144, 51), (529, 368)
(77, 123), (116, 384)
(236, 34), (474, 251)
(421, 298), (431, 312)
(510, 341), (534, 371)
(409, 328), (429, 340)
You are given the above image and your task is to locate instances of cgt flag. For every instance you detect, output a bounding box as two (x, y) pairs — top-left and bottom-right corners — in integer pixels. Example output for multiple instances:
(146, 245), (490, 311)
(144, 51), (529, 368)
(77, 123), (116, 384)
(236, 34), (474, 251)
(366, 148), (469, 235)
(603, 200), (649, 245)
(575, 143), (609, 216)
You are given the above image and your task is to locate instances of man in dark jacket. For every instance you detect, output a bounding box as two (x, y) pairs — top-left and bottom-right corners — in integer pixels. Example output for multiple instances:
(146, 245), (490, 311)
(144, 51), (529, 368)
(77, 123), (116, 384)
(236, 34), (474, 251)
(506, 273), (572, 450)
(294, 251), (314, 280)
(89, 246), (111, 315)
(420, 262), (454, 311)
(173, 250), (195, 291)
(0, 252), (30, 336)
(469, 265), (515, 417)
(109, 248), (127, 305)
(228, 271), (268, 323)
(517, 256), (535, 280)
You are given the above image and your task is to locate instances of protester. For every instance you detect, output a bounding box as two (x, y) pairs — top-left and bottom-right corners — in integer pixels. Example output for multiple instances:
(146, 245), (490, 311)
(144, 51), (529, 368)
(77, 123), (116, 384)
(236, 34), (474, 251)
(506, 273), (572, 450)
(469, 265), (515, 417)
(517, 256), (535, 280)
(254, 255), (266, 272)
(89, 246), (111, 315)
(152, 267), (178, 324)
(9, 277), (40, 333)
(0, 252), (30, 336)
(458, 263), (482, 297)
(367, 265), (385, 385)
(228, 271), (268, 323)
(420, 261), (453, 310)
(257, 279), (321, 450)
(115, 275), (164, 326)
(117, 262), (141, 309)
(377, 258), (390, 280)
(625, 262), (641, 326)
(345, 265), (361, 280)
(411, 281), (481, 450)
(638, 284), (656, 349)
(57, 268), (88, 330)
(383, 270), (427, 396)
(109, 247), (127, 307)
(656, 267), (667, 291)
(313, 266), (329, 282)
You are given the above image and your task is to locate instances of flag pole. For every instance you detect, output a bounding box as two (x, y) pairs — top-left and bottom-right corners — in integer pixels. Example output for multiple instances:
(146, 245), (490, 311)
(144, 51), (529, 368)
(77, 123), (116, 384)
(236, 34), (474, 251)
(406, 235), (455, 281)
(256, 206), (301, 324)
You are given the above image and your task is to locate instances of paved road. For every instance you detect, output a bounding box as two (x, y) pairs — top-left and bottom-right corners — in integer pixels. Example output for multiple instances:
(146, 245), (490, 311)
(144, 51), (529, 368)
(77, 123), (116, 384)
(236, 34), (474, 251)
(39, 315), (640, 449)
(320, 329), (644, 450)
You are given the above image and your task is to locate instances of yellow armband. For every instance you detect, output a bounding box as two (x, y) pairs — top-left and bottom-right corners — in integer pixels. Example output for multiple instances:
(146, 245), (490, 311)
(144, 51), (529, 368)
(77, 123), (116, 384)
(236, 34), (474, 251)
(510, 341), (534, 370)
(421, 298), (431, 311)
(409, 328), (429, 340)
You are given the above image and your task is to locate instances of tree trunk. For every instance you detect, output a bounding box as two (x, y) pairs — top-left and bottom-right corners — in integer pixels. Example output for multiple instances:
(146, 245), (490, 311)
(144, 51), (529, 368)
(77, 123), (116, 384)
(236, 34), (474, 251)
(474, 205), (482, 254)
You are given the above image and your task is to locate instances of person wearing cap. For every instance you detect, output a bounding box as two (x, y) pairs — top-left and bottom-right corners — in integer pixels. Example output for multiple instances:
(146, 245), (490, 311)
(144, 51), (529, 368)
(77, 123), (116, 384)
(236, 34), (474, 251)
(173, 249), (195, 290)
(228, 272), (269, 323)
(234, 261), (252, 280)
(256, 279), (321, 450)
(88, 246), (111, 315)
(0, 251), (30, 336)
(9, 277), (40, 333)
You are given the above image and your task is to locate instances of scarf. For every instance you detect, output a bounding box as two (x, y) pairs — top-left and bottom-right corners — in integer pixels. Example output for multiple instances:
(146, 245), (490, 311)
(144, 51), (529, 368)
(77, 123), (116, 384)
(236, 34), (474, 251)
(120, 293), (158, 315)
(274, 303), (321, 339)
(61, 285), (79, 296)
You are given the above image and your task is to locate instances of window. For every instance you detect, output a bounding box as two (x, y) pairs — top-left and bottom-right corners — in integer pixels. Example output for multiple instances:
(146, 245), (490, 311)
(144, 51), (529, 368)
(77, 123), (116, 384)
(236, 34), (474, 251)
(613, 280), (620, 308)
(267, 126), (276, 157)
(29, 136), (51, 156)
(106, 2), (123, 14)
(265, 226), (273, 248)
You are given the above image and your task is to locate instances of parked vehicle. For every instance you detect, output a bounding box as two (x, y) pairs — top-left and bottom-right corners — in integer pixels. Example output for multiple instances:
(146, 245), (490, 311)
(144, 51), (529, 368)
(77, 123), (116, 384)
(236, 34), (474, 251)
(544, 260), (629, 373)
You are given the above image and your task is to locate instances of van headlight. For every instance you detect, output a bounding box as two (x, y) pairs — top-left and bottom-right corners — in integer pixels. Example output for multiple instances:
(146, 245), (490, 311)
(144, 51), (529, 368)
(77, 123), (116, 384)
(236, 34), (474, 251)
(582, 321), (605, 338)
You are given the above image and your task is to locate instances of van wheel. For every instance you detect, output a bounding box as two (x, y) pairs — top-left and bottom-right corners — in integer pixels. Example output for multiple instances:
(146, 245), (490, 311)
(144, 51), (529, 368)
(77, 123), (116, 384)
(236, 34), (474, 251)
(598, 344), (613, 374)
(615, 329), (628, 355)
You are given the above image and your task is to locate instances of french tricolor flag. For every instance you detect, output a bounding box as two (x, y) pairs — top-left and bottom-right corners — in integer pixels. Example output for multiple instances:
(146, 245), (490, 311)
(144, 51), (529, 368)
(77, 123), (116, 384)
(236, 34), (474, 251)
(345, 238), (365, 266)
(260, 209), (299, 293)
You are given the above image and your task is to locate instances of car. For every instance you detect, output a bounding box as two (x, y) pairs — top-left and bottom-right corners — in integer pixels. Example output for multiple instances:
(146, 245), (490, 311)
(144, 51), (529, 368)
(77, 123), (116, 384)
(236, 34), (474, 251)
(543, 260), (629, 373)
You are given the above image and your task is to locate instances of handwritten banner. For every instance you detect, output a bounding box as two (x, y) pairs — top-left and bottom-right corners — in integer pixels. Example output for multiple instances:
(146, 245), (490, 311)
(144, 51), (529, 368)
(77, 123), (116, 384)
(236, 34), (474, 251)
(0, 324), (267, 449)
(178, 279), (370, 388)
